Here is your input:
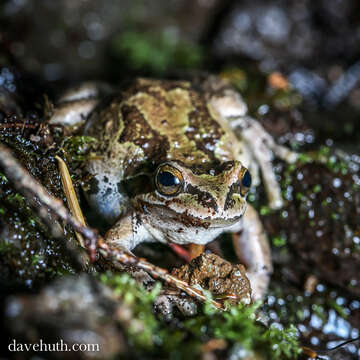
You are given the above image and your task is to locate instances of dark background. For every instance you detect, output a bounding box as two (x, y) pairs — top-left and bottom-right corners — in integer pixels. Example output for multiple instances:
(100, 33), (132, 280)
(1, 1), (360, 359)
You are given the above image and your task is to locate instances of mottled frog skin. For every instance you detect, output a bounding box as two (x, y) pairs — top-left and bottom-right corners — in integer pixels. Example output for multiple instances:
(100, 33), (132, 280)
(50, 77), (298, 300)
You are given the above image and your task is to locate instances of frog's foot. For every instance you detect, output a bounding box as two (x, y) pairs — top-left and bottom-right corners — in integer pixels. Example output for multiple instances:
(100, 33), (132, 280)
(208, 83), (297, 209)
(49, 81), (112, 128)
(232, 204), (272, 301)
(233, 115), (298, 164)
(234, 115), (298, 209)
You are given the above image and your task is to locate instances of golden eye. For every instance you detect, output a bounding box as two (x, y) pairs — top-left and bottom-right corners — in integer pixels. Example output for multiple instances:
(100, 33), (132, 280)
(155, 164), (184, 196)
(238, 167), (252, 196)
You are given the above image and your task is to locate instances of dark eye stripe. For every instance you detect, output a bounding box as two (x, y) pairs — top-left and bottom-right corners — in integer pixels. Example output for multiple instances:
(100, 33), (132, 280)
(224, 182), (240, 210)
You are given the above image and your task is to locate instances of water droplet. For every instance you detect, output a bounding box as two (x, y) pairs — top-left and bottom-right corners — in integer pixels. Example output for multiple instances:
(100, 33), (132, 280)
(333, 178), (342, 188)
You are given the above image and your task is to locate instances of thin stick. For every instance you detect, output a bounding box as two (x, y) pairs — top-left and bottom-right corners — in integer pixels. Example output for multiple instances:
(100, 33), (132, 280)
(0, 144), (223, 309)
(302, 335), (360, 359)
(55, 155), (86, 247)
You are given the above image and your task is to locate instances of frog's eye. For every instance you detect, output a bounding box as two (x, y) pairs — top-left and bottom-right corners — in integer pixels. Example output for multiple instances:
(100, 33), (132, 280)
(238, 168), (252, 195)
(155, 164), (184, 196)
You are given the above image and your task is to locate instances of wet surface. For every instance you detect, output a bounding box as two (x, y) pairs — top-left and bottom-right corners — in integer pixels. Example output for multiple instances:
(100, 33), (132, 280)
(5, 275), (126, 359)
(1, 0), (360, 358)
(0, 112), (77, 290)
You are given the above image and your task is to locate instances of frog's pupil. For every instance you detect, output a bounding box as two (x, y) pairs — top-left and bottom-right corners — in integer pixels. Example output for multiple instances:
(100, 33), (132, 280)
(242, 170), (252, 188)
(158, 171), (180, 187)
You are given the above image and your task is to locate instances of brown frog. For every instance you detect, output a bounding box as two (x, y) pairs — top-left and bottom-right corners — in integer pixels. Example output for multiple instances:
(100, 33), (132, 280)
(50, 76), (297, 300)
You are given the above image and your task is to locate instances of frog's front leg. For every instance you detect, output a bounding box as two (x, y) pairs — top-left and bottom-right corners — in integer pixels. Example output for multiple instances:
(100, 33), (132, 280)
(232, 204), (272, 301)
(104, 211), (153, 253)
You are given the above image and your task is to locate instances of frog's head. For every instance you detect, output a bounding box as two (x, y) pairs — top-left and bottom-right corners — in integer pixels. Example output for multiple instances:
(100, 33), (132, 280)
(134, 160), (251, 243)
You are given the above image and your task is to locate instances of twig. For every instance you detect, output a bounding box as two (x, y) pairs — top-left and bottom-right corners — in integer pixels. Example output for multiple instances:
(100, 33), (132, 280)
(0, 144), (224, 309)
(55, 155), (86, 247)
(302, 335), (360, 359)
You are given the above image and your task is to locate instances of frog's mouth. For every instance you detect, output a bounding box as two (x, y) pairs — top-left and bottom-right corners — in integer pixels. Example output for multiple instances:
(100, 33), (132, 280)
(136, 199), (244, 230)
(174, 210), (243, 229)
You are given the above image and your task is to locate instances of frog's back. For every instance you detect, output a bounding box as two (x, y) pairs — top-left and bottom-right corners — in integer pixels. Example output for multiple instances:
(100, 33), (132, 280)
(85, 78), (239, 179)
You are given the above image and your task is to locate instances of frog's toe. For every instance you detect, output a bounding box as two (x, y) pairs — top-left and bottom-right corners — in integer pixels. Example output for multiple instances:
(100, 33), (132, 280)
(271, 143), (298, 164)
(267, 185), (284, 210)
(232, 205), (272, 301)
(246, 271), (271, 302)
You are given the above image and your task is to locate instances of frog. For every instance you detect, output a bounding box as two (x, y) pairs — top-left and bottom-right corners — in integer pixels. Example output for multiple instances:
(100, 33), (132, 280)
(50, 76), (297, 300)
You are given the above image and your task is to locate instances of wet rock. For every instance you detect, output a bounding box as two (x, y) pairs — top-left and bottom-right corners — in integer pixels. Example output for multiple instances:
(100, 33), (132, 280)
(264, 276), (360, 360)
(172, 253), (251, 305)
(211, 0), (360, 143)
(213, 0), (360, 71)
(154, 293), (198, 320)
(5, 274), (126, 359)
(264, 155), (360, 297)
(0, 111), (82, 289)
(257, 106), (314, 148)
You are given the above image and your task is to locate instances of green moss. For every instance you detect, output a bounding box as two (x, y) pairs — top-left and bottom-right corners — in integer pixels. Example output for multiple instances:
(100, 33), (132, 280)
(260, 205), (272, 216)
(0, 171), (8, 184)
(100, 272), (161, 349)
(311, 304), (326, 323)
(62, 136), (97, 163)
(321, 198), (330, 207)
(287, 163), (297, 172)
(327, 299), (348, 318)
(293, 147), (352, 177)
(319, 146), (330, 156)
(220, 68), (248, 92)
(262, 324), (301, 359)
(0, 238), (13, 252)
(7, 192), (26, 205)
(100, 272), (301, 359)
(297, 153), (312, 164)
(272, 235), (287, 247)
(273, 91), (302, 110)
(330, 212), (339, 220)
(112, 31), (203, 73)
